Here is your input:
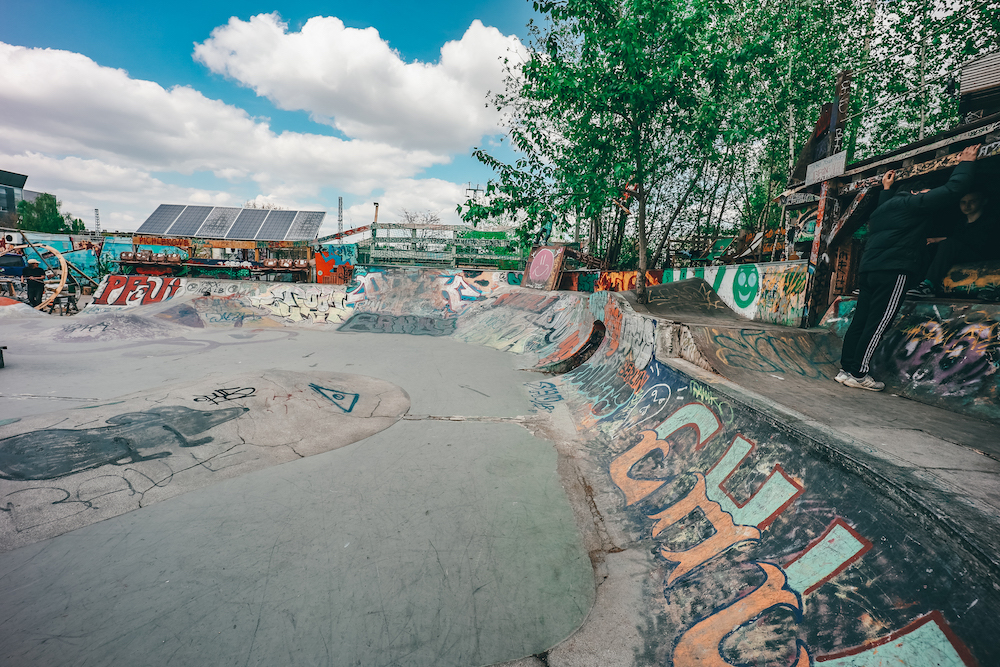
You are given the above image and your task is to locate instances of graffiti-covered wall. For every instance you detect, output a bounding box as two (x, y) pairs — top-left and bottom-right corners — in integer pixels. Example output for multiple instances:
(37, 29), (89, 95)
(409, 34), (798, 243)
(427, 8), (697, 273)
(84, 268), (517, 330)
(823, 297), (1000, 424)
(559, 261), (811, 327)
(546, 292), (995, 667)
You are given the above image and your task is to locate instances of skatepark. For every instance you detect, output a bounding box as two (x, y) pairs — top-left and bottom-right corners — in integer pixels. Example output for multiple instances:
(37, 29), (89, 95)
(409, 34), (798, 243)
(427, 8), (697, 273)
(0, 266), (997, 667)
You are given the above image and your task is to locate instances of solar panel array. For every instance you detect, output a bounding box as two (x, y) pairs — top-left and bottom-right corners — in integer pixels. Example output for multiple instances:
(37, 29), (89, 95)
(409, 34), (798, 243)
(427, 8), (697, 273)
(134, 204), (326, 241)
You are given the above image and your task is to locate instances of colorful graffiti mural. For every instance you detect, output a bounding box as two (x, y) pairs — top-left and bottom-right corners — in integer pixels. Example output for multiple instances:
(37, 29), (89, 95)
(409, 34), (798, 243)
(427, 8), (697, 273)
(550, 298), (993, 666)
(823, 298), (1000, 424)
(316, 243), (358, 285)
(565, 261), (809, 326)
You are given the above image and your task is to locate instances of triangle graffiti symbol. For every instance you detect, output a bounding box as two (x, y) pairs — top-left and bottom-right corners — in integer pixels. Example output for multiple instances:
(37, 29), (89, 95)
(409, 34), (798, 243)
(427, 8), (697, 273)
(309, 384), (359, 413)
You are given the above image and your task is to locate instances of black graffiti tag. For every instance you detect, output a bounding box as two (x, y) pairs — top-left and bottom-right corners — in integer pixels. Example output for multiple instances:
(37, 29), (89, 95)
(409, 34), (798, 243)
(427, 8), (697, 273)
(194, 387), (256, 405)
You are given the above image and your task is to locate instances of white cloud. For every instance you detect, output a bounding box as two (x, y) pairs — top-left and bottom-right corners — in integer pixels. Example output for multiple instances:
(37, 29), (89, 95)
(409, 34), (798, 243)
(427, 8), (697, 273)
(194, 14), (525, 152)
(0, 42), (447, 198)
(0, 15), (518, 234)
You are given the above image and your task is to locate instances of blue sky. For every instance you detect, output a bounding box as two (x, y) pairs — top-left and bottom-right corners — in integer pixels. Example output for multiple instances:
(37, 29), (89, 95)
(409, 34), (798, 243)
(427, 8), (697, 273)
(0, 1), (538, 234)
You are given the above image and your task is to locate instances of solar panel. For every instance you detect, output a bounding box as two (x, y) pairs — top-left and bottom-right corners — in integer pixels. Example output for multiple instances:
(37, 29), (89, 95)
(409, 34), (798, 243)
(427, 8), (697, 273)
(195, 207), (240, 238)
(135, 204), (185, 235)
(164, 206), (213, 236)
(255, 210), (297, 240)
(285, 211), (326, 241)
(225, 209), (268, 240)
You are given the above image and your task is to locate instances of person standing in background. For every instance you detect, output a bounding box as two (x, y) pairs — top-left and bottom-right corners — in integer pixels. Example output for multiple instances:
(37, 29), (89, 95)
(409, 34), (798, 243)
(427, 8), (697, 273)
(837, 144), (979, 391)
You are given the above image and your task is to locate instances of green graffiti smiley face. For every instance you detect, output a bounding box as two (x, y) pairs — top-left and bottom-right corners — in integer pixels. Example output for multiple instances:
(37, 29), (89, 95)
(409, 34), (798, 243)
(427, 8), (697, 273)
(733, 264), (760, 308)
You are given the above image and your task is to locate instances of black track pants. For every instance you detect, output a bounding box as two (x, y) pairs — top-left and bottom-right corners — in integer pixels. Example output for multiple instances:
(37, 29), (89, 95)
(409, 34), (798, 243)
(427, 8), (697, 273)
(840, 270), (908, 377)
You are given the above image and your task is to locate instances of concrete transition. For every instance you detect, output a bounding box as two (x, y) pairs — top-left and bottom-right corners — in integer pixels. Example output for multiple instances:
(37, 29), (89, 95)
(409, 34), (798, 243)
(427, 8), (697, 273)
(0, 267), (996, 667)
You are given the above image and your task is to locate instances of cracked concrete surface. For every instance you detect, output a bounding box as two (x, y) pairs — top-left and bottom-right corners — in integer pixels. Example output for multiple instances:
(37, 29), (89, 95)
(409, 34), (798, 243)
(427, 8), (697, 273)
(0, 317), (607, 667)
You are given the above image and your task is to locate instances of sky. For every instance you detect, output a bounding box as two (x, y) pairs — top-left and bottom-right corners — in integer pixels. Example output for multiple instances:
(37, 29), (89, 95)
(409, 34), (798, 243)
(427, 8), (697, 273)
(0, 1), (539, 236)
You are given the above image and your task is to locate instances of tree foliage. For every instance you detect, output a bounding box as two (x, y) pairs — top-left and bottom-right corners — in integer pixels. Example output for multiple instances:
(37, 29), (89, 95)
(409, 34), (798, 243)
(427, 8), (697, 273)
(15, 194), (86, 234)
(462, 0), (1000, 281)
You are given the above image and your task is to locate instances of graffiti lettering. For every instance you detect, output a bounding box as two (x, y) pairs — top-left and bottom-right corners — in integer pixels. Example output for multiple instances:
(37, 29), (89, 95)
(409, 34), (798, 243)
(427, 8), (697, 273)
(673, 563), (809, 667)
(492, 292), (559, 313)
(338, 312), (456, 336)
(526, 381), (564, 412)
(194, 387), (256, 405)
(94, 276), (183, 306)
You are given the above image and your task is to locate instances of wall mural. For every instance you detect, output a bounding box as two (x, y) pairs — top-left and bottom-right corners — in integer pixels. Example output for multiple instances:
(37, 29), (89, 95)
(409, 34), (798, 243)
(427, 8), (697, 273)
(523, 246), (566, 291)
(551, 297), (992, 667)
(562, 261), (810, 326)
(822, 298), (1000, 424)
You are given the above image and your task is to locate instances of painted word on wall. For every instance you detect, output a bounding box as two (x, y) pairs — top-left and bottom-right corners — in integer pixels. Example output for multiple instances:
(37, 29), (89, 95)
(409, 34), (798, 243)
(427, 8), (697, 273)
(94, 275), (183, 306)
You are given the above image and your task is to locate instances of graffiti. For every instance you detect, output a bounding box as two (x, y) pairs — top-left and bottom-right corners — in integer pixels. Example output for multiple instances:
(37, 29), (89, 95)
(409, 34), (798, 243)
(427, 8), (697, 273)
(885, 316), (999, 396)
(647, 278), (732, 315)
(694, 327), (840, 379)
(0, 406), (247, 480)
(732, 265), (761, 309)
(593, 271), (664, 293)
(309, 385), (359, 413)
(194, 387), (256, 405)
(607, 402), (837, 667)
(61, 321), (110, 335)
(248, 286), (350, 324)
(93, 275), (183, 306)
(943, 261), (1000, 300)
(617, 357), (649, 392)
(758, 264), (809, 327)
(523, 246), (565, 290)
(526, 381), (564, 412)
(616, 382), (673, 436)
(603, 299), (655, 369)
(565, 356), (638, 419)
(338, 312), (456, 336)
(493, 292), (558, 313)
(316, 243), (358, 285)
(815, 610), (976, 666)
(441, 274), (483, 314)
(184, 280), (258, 297)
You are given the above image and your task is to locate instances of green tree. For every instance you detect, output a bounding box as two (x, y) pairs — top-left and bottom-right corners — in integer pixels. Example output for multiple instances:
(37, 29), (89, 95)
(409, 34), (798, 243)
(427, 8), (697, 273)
(464, 0), (738, 302)
(16, 194), (86, 234)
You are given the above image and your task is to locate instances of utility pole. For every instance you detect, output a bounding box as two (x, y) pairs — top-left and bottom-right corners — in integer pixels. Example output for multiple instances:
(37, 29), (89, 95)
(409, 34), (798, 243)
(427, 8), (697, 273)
(337, 197), (343, 244)
(94, 209), (101, 235)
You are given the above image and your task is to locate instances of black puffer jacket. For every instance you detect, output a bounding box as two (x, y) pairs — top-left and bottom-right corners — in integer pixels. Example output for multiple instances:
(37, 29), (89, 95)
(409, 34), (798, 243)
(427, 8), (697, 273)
(859, 161), (975, 274)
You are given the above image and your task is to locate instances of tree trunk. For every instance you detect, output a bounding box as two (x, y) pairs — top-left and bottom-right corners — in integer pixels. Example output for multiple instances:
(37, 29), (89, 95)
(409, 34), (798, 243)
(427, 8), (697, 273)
(637, 193), (648, 304)
(651, 161), (705, 267)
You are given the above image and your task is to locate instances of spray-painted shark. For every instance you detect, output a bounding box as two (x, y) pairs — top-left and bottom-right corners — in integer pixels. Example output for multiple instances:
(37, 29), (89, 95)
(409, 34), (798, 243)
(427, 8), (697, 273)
(0, 405), (247, 481)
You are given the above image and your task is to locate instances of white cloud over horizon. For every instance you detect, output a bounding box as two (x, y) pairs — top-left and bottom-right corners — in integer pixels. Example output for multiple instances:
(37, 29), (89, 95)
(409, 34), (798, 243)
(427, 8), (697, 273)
(0, 17), (523, 234)
(194, 15), (523, 153)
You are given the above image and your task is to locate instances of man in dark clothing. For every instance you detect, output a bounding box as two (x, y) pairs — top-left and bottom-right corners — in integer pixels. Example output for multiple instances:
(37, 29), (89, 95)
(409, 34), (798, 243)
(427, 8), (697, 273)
(22, 258), (46, 307)
(908, 190), (1000, 296)
(837, 144), (979, 391)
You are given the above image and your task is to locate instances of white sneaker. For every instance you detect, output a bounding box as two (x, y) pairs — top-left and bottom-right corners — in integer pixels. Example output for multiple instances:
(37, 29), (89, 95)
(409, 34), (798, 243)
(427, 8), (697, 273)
(843, 374), (885, 392)
(834, 369), (850, 384)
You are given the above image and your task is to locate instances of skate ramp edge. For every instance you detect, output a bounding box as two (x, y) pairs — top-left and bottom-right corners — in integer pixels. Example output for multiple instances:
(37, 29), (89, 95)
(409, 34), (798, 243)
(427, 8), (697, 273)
(542, 290), (995, 667)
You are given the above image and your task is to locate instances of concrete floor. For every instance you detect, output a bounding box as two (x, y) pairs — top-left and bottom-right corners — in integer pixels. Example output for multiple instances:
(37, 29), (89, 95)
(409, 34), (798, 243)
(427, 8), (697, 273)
(0, 315), (597, 666)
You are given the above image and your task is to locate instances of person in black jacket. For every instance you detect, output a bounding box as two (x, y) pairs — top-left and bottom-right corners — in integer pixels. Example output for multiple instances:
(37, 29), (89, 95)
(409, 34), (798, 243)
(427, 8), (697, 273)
(22, 258), (47, 307)
(837, 144), (979, 391)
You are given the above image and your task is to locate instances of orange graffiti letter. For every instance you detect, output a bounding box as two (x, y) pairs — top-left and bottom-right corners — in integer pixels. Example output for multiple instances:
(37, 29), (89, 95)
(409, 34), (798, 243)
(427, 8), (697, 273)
(651, 473), (760, 584)
(673, 562), (810, 667)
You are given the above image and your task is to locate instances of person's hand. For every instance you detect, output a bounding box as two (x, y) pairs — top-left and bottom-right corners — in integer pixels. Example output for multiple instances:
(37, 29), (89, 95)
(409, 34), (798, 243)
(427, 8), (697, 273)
(926, 237), (946, 244)
(882, 170), (896, 189)
(958, 144), (981, 162)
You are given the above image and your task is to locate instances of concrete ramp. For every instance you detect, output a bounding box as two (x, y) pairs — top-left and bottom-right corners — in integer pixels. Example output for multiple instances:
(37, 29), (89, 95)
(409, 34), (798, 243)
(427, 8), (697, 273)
(543, 290), (999, 667)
